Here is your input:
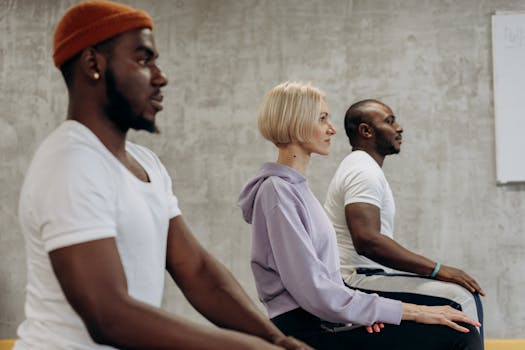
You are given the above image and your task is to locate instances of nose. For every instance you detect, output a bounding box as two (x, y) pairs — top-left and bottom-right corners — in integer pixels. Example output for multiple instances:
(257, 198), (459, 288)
(328, 121), (336, 135)
(152, 65), (168, 87)
(395, 122), (403, 133)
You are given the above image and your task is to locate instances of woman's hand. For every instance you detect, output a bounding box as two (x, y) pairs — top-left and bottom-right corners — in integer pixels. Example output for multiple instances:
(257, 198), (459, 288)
(401, 303), (481, 332)
(365, 323), (385, 333)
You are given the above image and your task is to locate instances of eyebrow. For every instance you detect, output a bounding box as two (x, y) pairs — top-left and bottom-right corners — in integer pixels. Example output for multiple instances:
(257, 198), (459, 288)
(135, 45), (158, 59)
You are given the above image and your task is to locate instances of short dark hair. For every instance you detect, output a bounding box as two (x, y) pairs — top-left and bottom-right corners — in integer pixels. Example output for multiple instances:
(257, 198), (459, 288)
(344, 99), (383, 146)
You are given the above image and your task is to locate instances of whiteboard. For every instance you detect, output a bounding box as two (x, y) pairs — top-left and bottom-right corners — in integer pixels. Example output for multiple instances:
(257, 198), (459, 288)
(492, 12), (525, 184)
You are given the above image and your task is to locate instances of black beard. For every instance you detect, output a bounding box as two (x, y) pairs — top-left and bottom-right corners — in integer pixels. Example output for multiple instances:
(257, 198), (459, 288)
(386, 145), (400, 155)
(105, 69), (159, 134)
(372, 126), (400, 155)
(376, 139), (400, 156)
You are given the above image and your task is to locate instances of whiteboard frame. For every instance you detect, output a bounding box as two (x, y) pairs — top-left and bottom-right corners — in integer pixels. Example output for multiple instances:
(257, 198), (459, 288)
(492, 11), (525, 184)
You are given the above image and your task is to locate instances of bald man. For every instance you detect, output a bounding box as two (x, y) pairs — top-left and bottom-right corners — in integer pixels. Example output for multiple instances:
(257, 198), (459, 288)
(324, 99), (484, 338)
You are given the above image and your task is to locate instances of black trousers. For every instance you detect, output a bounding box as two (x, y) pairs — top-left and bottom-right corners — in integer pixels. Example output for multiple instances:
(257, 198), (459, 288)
(271, 308), (482, 350)
(348, 268), (485, 346)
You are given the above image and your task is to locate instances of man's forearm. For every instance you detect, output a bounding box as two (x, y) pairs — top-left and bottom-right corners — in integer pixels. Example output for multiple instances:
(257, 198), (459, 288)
(358, 234), (485, 295)
(359, 234), (436, 276)
(345, 203), (483, 294)
(173, 252), (283, 344)
(164, 216), (288, 346)
(86, 295), (275, 350)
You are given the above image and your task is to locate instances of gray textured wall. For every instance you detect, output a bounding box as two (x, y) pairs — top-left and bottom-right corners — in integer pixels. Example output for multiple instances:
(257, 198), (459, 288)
(1, 0), (524, 339)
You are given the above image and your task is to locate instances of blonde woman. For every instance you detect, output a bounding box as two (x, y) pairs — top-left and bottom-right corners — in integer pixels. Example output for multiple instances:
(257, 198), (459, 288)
(238, 82), (482, 350)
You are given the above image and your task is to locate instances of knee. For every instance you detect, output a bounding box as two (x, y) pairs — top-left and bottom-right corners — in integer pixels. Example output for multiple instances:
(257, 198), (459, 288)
(434, 282), (475, 305)
(456, 323), (483, 350)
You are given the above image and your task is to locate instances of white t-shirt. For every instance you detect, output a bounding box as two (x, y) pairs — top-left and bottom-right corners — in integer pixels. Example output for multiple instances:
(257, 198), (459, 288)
(15, 120), (181, 350)
(324, 151), (395, 278)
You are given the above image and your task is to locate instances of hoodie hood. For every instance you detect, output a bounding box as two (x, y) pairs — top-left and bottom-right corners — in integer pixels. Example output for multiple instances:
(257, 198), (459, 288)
(238, 162), (306, 224)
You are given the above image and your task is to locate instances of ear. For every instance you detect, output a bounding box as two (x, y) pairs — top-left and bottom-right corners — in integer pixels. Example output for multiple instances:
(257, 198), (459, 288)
(358, 122), (373, 139)
(78, 47), (106, 82)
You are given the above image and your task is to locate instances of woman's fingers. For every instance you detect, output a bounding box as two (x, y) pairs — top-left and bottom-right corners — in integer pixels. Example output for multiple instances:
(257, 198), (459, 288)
(365, 323), (384, 333)
(444, 319), (471, 333)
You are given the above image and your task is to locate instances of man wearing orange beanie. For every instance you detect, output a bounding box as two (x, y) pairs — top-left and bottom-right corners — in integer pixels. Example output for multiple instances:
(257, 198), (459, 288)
(14, 1), (311, 349)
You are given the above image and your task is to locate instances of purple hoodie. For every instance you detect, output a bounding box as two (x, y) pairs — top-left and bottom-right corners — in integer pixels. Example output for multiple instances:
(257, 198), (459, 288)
(238, 162), (402, 326)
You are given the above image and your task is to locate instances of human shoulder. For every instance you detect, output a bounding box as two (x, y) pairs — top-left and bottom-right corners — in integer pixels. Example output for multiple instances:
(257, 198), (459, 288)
(19, 123), (121, 252)
(337, 151), (385, 185)
(260, 175), (295, 195)
(340, 151), (381, 172)
(21, 122), (122, 219)
(28, 121), (117, 179)
(332, 152), (388, 208)
(257, 175), (302, 209)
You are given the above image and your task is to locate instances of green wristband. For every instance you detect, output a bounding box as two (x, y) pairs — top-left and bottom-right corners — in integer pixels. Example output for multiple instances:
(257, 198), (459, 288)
(430, 262), (441, 278)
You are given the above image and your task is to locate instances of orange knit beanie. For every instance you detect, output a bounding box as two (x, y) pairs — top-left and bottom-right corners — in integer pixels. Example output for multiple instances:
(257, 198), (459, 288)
(53, 0), (153, 68)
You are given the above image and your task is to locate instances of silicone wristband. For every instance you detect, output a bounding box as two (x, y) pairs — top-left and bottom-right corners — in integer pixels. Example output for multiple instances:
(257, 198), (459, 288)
(430, 262), (441, 278)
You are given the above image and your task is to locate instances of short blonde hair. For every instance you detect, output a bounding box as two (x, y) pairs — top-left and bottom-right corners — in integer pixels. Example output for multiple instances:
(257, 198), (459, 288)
(258, 81), (325, 145)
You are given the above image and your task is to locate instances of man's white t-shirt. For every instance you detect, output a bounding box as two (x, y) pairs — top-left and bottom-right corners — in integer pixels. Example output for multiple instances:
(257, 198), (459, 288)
(324, 151), (395, 278)
(15, 120), (181, 349)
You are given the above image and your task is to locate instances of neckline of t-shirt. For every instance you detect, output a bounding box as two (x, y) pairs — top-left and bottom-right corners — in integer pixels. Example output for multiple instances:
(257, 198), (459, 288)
(123, 144), (153, 186)
(64, 120), (154, 187)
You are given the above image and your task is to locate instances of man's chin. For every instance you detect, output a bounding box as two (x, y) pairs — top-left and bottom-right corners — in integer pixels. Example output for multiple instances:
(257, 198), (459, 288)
(131, 116), (159, 134)
(388, 147), (401, 155)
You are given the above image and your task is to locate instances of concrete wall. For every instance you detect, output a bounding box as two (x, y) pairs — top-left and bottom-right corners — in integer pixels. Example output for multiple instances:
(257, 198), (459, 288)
(1, 0), (524, 339)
